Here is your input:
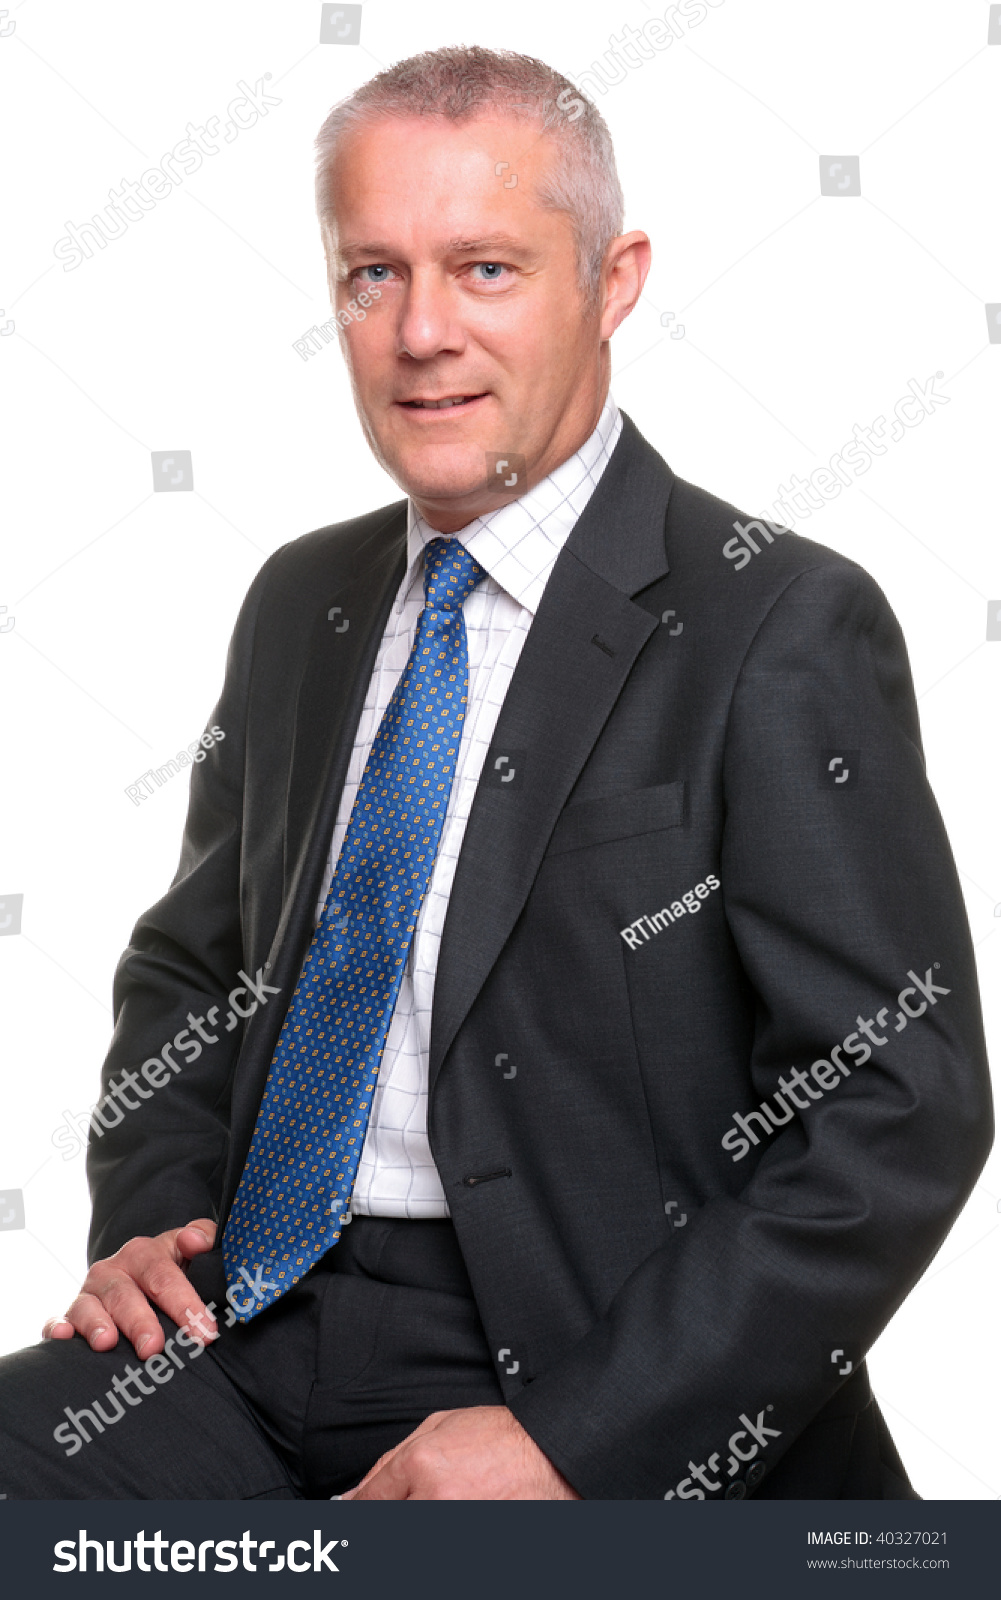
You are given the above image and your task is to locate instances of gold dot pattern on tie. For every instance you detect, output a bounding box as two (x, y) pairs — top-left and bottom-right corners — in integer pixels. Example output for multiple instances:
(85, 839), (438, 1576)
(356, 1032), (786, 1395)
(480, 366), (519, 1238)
(221, 538), (488, 1321)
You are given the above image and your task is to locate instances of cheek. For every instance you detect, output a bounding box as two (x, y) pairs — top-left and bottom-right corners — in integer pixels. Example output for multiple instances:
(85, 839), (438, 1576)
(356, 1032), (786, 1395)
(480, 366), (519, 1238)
(512, 286), (596, 381)
(339, 312), (390, 375)
(475, 295), (579, 378)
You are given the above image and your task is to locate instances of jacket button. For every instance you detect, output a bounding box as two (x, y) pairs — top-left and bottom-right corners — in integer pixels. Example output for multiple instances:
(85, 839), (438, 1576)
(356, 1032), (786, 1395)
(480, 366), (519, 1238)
(746, 1461), (766, 1488)
(724, 1480), (746, 1499)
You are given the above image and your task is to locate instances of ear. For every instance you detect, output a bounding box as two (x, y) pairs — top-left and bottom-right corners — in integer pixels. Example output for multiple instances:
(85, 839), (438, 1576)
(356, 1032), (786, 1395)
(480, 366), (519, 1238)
(599, 231), (652, 341)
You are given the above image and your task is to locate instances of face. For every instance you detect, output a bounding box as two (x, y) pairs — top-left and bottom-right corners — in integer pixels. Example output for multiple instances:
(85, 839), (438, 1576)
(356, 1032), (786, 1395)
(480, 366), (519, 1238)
(325, 113), (650, 531)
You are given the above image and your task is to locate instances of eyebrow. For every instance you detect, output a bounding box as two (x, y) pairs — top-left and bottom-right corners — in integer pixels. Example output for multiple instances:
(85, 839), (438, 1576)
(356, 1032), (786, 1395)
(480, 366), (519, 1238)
(336, 234), (538, 261)
(446, 235), (536, 256)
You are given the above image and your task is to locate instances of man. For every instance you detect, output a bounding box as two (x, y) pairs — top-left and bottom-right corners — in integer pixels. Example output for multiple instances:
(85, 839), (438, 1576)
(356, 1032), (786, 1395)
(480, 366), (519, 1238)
(0, 45), (991, 1501)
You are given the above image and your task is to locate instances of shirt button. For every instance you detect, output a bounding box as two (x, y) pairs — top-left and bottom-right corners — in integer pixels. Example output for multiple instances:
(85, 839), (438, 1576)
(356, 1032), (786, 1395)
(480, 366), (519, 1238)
(724, 1480), (747, 1500)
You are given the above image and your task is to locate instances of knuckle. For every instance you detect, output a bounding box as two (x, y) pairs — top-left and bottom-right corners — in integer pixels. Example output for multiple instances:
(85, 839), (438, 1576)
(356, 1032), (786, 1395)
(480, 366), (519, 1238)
(101, 1283), (146, 1326)
(142, 1263), (179, 1301)
(96, 1274), (132, 1306)
(117, 1236), (153, 1266)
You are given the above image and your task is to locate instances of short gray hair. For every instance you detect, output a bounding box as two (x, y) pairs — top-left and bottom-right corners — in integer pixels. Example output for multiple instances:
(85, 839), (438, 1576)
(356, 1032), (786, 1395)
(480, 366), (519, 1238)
(314, 45), (624, 302)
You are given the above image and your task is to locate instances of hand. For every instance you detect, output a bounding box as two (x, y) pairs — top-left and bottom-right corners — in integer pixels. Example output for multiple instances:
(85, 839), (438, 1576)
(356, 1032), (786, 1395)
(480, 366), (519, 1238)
(42, 1218), (219, 1357)
(340, 1406), (582, 1500)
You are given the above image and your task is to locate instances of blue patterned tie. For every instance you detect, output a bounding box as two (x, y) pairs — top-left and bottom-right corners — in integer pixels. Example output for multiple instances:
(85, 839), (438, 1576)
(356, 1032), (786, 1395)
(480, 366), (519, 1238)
(222, 538), (487, 1321)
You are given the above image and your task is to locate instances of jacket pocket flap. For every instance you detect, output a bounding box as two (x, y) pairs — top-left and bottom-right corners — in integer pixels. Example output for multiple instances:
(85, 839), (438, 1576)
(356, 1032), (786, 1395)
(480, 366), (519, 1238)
(546, 780), (686, 857)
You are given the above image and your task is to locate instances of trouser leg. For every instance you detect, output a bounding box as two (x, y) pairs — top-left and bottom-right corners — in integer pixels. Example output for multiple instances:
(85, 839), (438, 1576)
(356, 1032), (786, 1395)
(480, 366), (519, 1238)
(0, 1311), (298, 1500)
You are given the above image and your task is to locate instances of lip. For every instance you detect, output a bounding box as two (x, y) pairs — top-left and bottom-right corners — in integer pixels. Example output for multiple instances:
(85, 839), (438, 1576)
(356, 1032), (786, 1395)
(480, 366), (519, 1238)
(394, 392), (490, 416)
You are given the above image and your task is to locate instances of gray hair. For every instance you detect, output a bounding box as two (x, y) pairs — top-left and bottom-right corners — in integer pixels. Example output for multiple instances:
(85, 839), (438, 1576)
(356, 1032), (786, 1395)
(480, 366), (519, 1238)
(314, 45), (624, 302)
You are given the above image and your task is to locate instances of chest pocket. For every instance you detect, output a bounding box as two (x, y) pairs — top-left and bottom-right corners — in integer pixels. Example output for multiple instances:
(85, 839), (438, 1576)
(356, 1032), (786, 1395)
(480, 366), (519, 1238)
(544, 780), (686, 858)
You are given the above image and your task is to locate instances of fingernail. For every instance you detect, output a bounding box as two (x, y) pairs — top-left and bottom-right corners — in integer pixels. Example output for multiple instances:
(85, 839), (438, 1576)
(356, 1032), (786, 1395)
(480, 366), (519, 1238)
(136, 1334), (152, 1355)
(90, 1326), (108, 1346)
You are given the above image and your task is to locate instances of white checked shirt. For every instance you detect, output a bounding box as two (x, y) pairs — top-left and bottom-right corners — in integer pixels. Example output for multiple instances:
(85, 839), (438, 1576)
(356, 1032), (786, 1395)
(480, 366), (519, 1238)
(315, 395), (623, 1216)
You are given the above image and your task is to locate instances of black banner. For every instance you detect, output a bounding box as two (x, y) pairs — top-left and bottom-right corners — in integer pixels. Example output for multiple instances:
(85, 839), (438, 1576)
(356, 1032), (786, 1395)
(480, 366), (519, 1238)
(1, 1498), (996, 1596)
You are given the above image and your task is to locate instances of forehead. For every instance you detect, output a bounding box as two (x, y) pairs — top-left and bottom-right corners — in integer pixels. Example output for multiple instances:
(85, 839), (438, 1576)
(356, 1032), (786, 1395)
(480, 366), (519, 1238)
(326, 112), (569, 251)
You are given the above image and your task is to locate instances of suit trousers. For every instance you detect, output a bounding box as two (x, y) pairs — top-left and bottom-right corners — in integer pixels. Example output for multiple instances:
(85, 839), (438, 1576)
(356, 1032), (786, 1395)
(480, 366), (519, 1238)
(0, 1216), (505, 1499)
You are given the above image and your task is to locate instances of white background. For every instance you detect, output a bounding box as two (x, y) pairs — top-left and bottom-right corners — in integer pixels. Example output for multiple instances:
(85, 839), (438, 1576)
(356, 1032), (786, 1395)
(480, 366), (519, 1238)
(0, 0), (998, 1499)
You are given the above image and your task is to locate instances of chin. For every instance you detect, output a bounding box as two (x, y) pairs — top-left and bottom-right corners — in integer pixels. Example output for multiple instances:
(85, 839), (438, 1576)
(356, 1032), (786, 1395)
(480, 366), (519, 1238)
(389, 442), (494, 511)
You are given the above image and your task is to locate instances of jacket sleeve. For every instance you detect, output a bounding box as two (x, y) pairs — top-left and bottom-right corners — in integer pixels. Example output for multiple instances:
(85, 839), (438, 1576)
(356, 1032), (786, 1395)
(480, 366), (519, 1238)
(86, 550), (282, 1263)
(507, 559), (993, 1498)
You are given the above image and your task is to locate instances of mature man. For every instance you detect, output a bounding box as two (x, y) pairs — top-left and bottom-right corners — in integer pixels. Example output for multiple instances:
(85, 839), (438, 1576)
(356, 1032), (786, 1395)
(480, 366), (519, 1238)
(0, 46), (991, 1501)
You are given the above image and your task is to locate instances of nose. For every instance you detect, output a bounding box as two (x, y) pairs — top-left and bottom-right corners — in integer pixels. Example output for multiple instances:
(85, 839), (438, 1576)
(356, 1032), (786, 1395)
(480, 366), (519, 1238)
(396, 268), (465, 363)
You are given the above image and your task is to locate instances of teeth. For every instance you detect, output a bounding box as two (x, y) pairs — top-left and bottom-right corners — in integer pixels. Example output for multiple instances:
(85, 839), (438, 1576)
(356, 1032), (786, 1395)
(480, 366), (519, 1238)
(410, 396), (473, 408)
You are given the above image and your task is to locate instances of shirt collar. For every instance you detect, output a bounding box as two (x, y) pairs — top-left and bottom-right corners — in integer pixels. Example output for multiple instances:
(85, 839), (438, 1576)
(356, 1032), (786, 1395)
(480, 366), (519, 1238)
(403, 395), (622, 616)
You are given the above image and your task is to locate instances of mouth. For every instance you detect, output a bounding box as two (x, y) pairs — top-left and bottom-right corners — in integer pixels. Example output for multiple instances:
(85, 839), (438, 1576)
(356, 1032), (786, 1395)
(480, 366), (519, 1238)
(396, 393), (490, 413)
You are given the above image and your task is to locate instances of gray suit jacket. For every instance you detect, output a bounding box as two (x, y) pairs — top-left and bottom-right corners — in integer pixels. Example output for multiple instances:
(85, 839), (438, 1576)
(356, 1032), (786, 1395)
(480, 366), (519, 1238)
(87, 412), (992, 1498)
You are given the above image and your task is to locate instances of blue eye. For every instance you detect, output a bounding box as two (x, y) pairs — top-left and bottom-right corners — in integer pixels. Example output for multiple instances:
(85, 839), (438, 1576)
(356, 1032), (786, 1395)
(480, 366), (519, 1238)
(472, 263), (505, 280)
(357, 265), (391, 282)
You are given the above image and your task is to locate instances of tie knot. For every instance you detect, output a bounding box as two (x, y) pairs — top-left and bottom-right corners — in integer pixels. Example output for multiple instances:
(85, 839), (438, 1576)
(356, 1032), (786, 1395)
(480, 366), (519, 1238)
(422, 538), (487, 612)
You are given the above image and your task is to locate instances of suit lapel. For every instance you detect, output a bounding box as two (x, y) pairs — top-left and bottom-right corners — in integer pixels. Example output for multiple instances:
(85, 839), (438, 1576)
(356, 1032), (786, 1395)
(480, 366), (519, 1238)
(282, 506), (407, 913)
(225, 503), (407, 1194)
(428, 414), (675, 1092)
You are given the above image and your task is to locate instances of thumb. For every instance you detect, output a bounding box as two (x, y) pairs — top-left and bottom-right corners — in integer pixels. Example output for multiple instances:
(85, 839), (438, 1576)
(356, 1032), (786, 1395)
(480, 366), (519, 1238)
(176, 1218), (217, 1256)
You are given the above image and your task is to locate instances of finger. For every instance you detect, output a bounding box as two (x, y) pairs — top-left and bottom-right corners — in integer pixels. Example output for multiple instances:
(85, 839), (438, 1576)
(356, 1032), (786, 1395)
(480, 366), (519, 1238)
(42, 1317), (77, 1341)
(350, 1417), (450, 1501)
(82, 1272), (167, 1355)
(350, 1465), (409, 1501)
(82, 1255), (185, 1355)
(58, 1291), (123, 1352)
(347, 1418), (440, 1497)
(130, 1254), (217, 1344)
(346, 1453), (401, 1499)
